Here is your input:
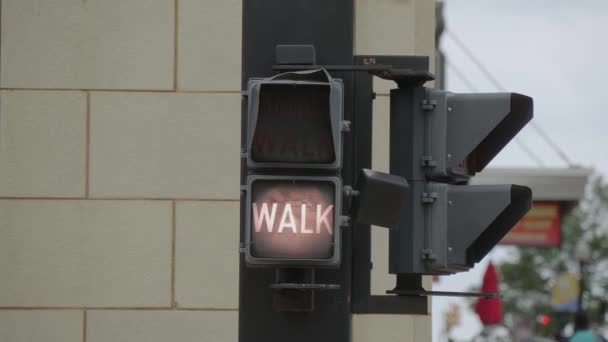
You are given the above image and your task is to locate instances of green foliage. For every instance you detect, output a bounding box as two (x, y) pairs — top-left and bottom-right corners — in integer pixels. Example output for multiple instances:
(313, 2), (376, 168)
(498, 175), (608, 336)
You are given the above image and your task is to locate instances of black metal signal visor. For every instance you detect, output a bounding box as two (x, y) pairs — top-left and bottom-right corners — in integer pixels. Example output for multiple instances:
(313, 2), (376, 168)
(245, 176), (342, 267)
(246, 69), (344, 169)
(425, 90), (533, 180)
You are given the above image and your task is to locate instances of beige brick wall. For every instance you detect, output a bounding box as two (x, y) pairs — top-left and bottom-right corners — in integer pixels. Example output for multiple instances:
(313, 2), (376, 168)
(89, 92), (240, 199)
(1, 0), (174, 90)
(356, 0), (436, 94)
(87, 311), (238, 342)
(1, 0), (240, 340)
(0, 200), (172, 307)
(0, 311), (83, 342)
(175, 202), (239, 309)
(177, 0), (241, 91)
(352, 314), (432, 342)
(1, 0), (433, 340)
(0, 90), (86, 197)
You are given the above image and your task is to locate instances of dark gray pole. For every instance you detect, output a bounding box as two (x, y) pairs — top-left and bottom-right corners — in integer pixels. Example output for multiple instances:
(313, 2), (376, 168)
(239, 2), (354, 341)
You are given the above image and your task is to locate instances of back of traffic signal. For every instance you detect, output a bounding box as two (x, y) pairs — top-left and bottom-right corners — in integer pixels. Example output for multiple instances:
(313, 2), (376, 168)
(388, 84), (533, 275)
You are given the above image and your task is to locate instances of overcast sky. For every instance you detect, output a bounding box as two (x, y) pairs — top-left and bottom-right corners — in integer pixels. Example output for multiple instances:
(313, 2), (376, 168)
(433, 1), (608, 340)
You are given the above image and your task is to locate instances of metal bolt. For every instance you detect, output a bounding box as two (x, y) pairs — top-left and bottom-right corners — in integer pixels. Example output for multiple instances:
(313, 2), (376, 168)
(448, 200), (453, 206)
(341, 216), (351, 227)
(448, 247), (453, 252)
(342, 120), (352, 132)
(448, 107), (452, 112)
(447, 153), (452, 159)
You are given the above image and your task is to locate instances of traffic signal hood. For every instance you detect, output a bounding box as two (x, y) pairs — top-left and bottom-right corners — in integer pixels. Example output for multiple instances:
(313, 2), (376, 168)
(391, 88), (533, 182)
(389, 181), (531, 274)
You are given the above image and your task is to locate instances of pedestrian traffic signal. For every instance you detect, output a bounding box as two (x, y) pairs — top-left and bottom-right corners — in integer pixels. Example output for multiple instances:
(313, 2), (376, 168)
(243, 69), (344, 267)
(246, 69), (344, 169)
(388, 86), (533, 274)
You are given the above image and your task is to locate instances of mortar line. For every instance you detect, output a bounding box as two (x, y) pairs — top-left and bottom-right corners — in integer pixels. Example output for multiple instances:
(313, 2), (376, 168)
(0, 307), (238, 311)
(0, 197), (239, 202)
(0, 88), (240, 94)
(85, 92), (91, 197)
(171, 200), (177, 308)
(82, 310), (87, 342)
(173, 0), (179, 91)
(173, 308), (238, 312)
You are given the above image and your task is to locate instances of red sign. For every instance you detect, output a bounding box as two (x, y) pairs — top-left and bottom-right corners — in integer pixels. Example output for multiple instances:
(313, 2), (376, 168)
(500, 202), (561, 247)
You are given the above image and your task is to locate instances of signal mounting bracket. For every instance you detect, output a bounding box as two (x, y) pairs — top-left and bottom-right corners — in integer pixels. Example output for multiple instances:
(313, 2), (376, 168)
(341, 120), (352, 132)
(420, 249), (437, 261)
(421, 155), (437, 167)
(272, 46), (436, 83)
(421, 99), (437, 111)
(421, 192), (437, 204)
(388, 289), (501, 299)
(270, 268), (341, 313)
(385, 274), (500, 299)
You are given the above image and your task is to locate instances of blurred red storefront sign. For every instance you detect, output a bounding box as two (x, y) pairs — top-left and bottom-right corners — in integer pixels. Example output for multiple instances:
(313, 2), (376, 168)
(500, 202), (562, 247)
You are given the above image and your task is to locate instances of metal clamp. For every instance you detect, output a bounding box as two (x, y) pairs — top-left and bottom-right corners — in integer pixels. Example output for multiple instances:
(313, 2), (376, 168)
(421, 192), (437, 204)
(421, 249), (437, 261)
(420, 155), (437, 167)
(341, 120), (352, 132)
(340, 215), (352, 227)
(343, 186), (359, 198)
(270, 283), (341, 290)
(421, 99), (437, 111)
(387, 289), (501, 299)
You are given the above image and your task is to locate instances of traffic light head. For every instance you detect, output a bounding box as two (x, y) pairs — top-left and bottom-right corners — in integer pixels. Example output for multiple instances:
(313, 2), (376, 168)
(244, 69), (344, 267)
(389, 182), (532, 274)
(444, 184), (531, 271)
(388, 85), (533, 275)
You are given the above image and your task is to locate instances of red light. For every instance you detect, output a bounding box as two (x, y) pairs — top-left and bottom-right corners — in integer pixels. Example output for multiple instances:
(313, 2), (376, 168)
(538, 315), (551, 326)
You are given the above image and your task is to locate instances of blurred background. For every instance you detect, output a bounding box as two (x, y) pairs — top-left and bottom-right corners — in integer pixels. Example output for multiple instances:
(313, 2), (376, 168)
(433, 0), (608, 341)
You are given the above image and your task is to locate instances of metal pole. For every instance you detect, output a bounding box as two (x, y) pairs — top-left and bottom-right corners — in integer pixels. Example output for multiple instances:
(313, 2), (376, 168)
(240, 2), (355, 341)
